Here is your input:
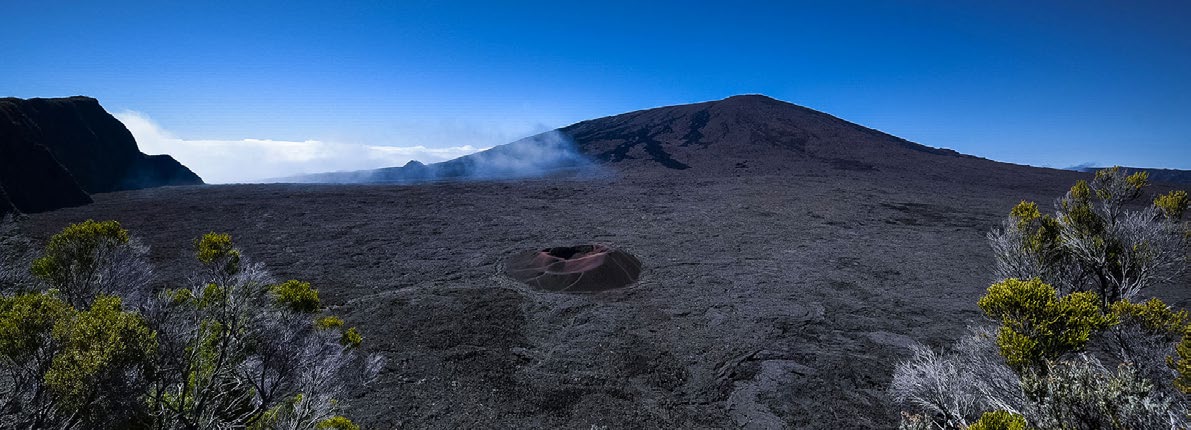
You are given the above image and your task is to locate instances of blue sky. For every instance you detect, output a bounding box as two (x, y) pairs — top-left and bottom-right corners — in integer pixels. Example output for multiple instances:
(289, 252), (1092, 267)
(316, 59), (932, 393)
(2, 1), (1188, 182)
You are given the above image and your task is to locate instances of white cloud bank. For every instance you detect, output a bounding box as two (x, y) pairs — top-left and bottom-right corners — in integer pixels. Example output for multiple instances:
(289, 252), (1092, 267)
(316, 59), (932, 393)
(115, 111), (489, 184)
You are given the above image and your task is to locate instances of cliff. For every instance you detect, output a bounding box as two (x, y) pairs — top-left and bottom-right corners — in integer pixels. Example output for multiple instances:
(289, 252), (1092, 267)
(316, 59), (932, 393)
(0, 96), (202, 214)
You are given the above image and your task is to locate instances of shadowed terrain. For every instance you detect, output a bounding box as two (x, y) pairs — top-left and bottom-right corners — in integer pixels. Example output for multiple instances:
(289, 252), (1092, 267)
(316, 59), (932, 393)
(0, 96), (203, 214)
(17, 95), (1191, 429)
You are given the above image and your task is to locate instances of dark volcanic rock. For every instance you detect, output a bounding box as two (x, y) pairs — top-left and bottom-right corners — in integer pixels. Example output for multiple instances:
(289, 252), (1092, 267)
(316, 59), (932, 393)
(0, 185), (16, 215)
(1, 96), (203, 193)
(561, 94), (972, 175)
(0, 96), (202, 213)
(0, 102), (92, 214)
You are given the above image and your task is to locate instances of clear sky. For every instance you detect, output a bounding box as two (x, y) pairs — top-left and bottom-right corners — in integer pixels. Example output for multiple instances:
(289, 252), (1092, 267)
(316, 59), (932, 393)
(2, 1), (1188, 182)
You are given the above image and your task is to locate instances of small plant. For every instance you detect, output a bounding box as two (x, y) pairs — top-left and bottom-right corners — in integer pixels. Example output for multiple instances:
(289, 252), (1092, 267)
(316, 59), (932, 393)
(967, 410), (1028, 430)
(272, 279), (321, 313)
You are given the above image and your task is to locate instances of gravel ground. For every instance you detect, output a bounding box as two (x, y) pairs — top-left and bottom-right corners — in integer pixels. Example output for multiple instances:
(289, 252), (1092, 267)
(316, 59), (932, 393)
(18, 166), (1191, 429)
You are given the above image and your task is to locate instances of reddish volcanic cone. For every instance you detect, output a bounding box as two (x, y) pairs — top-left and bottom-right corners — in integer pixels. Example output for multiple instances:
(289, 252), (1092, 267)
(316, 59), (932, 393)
(504, 244), (642, 292)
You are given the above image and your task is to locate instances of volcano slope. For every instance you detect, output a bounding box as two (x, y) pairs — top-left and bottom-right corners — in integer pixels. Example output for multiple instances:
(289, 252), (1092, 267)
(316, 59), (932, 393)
(18, 95), (1191, 429)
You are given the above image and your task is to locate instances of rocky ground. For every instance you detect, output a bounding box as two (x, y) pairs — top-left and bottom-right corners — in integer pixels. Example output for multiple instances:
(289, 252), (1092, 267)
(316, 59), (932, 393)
(18, 165), (1190, 429)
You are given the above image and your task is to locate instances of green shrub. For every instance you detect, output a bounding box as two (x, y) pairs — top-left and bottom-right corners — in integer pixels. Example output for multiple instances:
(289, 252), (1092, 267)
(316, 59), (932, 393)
(1110, 298), (1188, 337)
(894, 168), (1190, 429)
(1, 223), (383, 429)
(967, 410), (1028, 430)
(316, 415), (361, 430)
(30, 219), (142, 307)
(1154, 190), (1188, 220)
(316, 315), (345, 330)
(45, 294), (156, 410)
(978, 278), (1115, 369)
(0, 291), (155, 427)
(196, 231), (241, 275)
(341, 327), (363, 348)
(271, 279), (320, 313)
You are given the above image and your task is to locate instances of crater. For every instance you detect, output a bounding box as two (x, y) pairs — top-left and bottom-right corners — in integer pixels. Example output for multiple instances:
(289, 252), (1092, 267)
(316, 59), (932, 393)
(504, 244), (642, 292)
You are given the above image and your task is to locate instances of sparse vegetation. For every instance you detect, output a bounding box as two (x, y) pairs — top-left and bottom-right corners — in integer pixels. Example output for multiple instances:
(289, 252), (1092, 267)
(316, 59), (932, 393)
(0, 220), (382, 429)
(891, 167), (1190, 429)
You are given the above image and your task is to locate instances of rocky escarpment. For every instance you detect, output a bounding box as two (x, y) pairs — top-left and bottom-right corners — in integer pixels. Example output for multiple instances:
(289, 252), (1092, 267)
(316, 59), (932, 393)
(0, 96), (202, 214)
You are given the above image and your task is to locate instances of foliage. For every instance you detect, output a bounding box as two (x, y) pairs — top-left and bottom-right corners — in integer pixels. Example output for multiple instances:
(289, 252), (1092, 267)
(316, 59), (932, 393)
(29, 219), (152, 308)
(988, 167), (1188, 305)
(0, 292), (155, 429)
(340, 327), (363, 348)
(1111, 298), (1190, 336)
(46, 295), (157, 411)
(1020, 356), (1175, 429)
(1154, 190), (1188, 221)
(316, 415), (361, 430)
(977, 278), (1115, 369)
(0, 220), (384, 430)
(1175, 329), (1191, 394)
(890, 328), (1023, 428)
(967, 410), (1029, 430)
(316, 316), (345, 330)
(145, 232), (383, 429)
(893, 167), (1190, 429)
(272, 279), (321, 313)
(196, 231), (241, 276)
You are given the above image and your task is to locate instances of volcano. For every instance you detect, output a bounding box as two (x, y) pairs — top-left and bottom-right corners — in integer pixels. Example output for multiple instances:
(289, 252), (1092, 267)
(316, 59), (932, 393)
(17, 95), (1189, 429)
(288, 95), (1073, 190)
(563, 94), (968, 173)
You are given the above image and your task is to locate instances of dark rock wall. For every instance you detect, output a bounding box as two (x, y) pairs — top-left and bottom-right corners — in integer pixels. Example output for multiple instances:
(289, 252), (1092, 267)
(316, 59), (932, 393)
(0, 101), (93, 214)
(0, 182), (20, 215)
(0, 96), (202, 214)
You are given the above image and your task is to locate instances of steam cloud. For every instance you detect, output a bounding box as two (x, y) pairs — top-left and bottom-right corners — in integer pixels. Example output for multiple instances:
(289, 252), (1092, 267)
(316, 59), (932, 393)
(115, 111), (490, 183)
(284, 130), (598, 184)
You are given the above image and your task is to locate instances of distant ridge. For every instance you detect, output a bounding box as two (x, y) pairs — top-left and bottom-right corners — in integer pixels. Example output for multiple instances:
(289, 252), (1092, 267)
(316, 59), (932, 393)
(1074, 166), (1191, 185)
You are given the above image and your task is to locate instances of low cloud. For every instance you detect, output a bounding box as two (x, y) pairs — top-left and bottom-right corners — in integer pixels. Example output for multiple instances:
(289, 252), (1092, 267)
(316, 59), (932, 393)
(114, 111), (488, 184)
(1064, 161), (1101, 172)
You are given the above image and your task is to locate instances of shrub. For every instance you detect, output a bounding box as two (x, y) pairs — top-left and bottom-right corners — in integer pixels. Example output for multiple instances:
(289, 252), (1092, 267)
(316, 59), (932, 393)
(0, 291), (155, 428)
(316, 315), (345, 330)
(0, 221), (383, 429)
(977, 278), (1115, 369)
(892, 167), (1190, 429)
(988, 167), (1187, 304)
(967, 410), (1028, 430)
(1154, 190), (1188, 221)
(316, 415), (362, 430)
(145, 232), (382, 429)
(29, 219), (152, 308)
(1020, 357), (1174, 429)
(272, 279), (321, 313)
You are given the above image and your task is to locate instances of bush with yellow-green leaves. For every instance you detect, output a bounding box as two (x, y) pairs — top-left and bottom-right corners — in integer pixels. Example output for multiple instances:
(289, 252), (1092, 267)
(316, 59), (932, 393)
(892, 167), (1189, 429)
(0, 220), (382, 429)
